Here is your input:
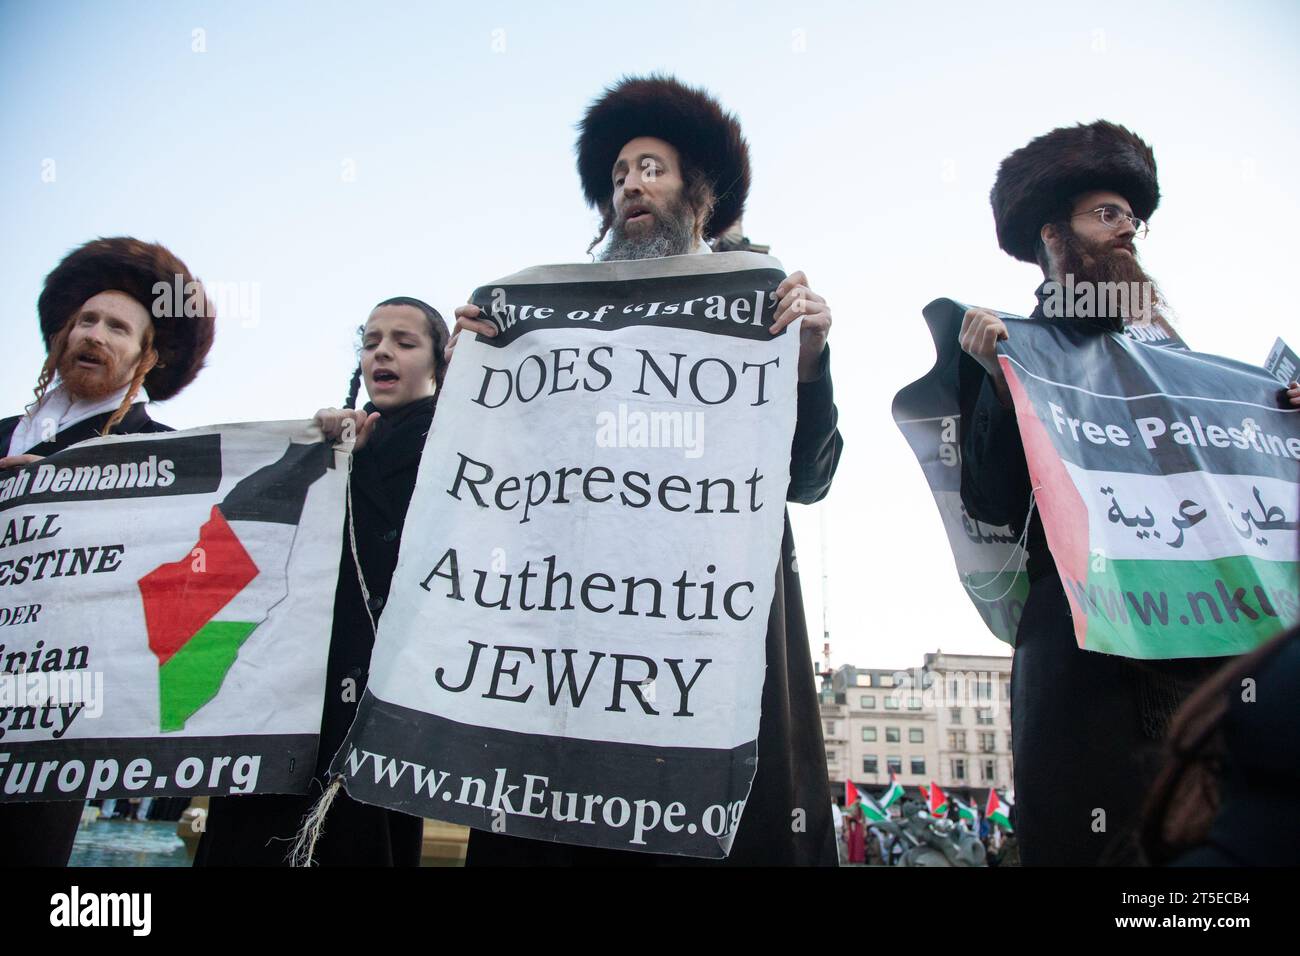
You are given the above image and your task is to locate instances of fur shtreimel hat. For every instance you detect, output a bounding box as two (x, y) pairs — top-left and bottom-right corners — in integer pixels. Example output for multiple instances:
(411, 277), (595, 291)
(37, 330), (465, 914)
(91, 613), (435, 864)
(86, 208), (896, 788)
(991, 121), (1160, 263)
(577, 74), (751, 241)
(37, 237), (215, 401)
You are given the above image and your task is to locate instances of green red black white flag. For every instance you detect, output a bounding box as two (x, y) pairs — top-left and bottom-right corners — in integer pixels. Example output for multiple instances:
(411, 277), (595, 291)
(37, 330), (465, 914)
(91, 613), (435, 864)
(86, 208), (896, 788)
(0, 422), (346, 803)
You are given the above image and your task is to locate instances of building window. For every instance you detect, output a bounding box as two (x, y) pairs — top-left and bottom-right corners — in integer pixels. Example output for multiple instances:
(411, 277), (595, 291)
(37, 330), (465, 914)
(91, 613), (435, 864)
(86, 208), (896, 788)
(952, 758), (966, 781)
(949, 678), (960, 698)
(887, 756), (903, 774)
(1001, 680), (1010, 701)
(863, 756), (878, 774)
(1006, 733), (1014, 751)
(983, 759), (996, 782)
(980, 732), (996, 753)
(860, 695), (876, 709)
(947, 731), (966, 751)
(826, 751), (837, 764)
(907, 697), (922, 710)
(909, 728), (924, 743)
(976, 708), (994, 725)
(976, 678), (992, 701)
(879, 675), (894, 688)
(950, 707), (962, 724)
(825, 721), (836, 737)
(862, 727), (877, 742)
(885, 697), (900, 710)
(885, 727), (900, 743)
(910, 757), (926, 775)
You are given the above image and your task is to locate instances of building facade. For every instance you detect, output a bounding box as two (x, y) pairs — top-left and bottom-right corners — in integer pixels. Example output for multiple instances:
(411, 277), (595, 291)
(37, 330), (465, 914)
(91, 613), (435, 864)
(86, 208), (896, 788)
(820, 651), (1013, 803)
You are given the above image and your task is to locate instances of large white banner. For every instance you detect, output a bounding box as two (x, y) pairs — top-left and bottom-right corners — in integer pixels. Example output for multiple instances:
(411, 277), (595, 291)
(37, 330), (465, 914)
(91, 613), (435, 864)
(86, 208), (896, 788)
(0, 421), (345, 802)
(334, 252), (800, 857)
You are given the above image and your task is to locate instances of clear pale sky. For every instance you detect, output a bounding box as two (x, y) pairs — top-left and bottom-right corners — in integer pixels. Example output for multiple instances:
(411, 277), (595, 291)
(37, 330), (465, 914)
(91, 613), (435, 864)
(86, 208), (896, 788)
(3, 0), (1297, 672)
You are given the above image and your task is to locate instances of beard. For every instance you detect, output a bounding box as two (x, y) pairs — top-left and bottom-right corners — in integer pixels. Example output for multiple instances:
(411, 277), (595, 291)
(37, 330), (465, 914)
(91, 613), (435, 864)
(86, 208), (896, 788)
(57, 342), (131, 401)
(600, 193), (697, 262)
(1056, 227), (1166, 331)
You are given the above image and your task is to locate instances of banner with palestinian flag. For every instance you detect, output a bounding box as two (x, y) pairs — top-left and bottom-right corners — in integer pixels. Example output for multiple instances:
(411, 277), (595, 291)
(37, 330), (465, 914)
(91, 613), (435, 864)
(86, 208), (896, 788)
(0, 421), (346, 802)
(896, 298), (1298, 658)
(894, 298), (1190, 648)
(993, 310), (1299, 658)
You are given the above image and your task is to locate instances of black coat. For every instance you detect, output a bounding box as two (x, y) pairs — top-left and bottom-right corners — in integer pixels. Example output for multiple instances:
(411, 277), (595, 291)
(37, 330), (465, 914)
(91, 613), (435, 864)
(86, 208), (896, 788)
(0, 402), (171, 457)
(195, 398), (434, 866)
(959, 288), (1219, 866)
(466, 347), (844, 866)
(0, 402), (171, 868)
(1172, 626), (1300, 866)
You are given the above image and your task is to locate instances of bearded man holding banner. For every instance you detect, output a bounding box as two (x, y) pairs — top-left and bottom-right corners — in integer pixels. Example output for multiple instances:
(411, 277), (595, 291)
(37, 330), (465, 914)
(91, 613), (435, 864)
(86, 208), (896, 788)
(446, 75), (843, 865)
(957, 123), (1300, 866)
(0, 237), (214, 865)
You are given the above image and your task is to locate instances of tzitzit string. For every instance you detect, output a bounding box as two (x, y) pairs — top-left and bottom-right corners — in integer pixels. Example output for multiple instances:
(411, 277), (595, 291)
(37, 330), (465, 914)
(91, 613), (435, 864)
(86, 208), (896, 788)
(966, 485), (1042, 605)
(290, 443), (376, 866)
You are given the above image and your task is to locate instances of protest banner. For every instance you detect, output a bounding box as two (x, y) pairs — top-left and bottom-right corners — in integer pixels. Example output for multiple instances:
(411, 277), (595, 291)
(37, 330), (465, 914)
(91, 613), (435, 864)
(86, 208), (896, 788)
(895, 298), (1298, 658)
(892, 299), (1190, 645)
(1264, 337), (1298, 386)
(0, 421), (346, 802)
(332, 251), (800, 857)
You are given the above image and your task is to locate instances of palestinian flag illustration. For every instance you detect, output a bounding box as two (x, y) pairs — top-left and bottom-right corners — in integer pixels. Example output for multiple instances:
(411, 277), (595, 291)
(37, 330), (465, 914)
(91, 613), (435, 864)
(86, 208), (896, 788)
(997, 318), (1299, 659)
(138, 442), (330, 731)
(881, 771), (905, 808)
(986, 788), (1013, 831)
(927, 781), (949, 817)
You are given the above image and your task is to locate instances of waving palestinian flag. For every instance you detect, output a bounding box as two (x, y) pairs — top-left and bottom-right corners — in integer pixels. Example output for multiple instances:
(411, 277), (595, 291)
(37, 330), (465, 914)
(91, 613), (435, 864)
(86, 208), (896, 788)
(138, 442), (330, 731)
(954, 797), (979, 825)
(845, 780), (889, 823)
(881, 771), (905, 808)
(927, 781), (949, 817)
(986, 788), (1013, 831)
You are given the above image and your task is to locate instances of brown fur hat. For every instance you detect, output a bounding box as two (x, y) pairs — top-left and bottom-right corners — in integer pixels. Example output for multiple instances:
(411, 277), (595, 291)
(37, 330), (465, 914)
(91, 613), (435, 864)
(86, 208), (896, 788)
(577, 74), (751, 240)
(991, 121), (1159, 262)
(37, 237), (215, 401)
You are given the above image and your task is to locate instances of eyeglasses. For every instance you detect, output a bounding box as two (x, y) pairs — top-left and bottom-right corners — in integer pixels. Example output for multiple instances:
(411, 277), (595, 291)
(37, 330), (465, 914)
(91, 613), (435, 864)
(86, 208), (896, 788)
(1072, 205), (1149, 239)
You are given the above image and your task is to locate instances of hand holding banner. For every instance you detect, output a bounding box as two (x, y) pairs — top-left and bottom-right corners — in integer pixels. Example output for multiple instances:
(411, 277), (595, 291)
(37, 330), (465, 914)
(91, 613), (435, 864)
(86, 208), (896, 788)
(0, 422), (345, 802)
(333, 252), (800, 857)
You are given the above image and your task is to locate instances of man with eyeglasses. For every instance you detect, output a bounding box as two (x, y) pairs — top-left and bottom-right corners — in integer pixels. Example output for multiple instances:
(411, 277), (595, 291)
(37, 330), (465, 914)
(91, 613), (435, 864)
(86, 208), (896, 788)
(953, 122), (1298, 866)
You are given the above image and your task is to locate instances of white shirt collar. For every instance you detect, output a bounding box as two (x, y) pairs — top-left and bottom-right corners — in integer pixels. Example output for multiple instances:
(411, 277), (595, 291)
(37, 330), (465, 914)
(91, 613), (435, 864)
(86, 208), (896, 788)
(7, 380), (148, 456)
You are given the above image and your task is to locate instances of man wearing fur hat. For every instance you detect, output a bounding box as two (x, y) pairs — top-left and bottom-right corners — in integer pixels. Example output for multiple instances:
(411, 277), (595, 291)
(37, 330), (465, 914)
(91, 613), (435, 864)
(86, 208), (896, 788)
(0, 237), (214, 866)
(956, 122), (1279, 865)
(450, 75), (842, 866)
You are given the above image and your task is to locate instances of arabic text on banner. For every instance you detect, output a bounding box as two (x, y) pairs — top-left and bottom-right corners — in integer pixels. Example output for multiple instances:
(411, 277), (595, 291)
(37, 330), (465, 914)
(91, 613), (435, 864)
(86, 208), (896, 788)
(997, 319), (1298, 658)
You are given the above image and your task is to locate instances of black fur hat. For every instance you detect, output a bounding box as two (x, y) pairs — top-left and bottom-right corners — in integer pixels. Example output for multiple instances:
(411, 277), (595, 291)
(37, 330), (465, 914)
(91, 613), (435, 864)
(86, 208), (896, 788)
(577, 74), (751, 241)
(991, 121), (1159, 262)
(37, 237), (216, 401)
